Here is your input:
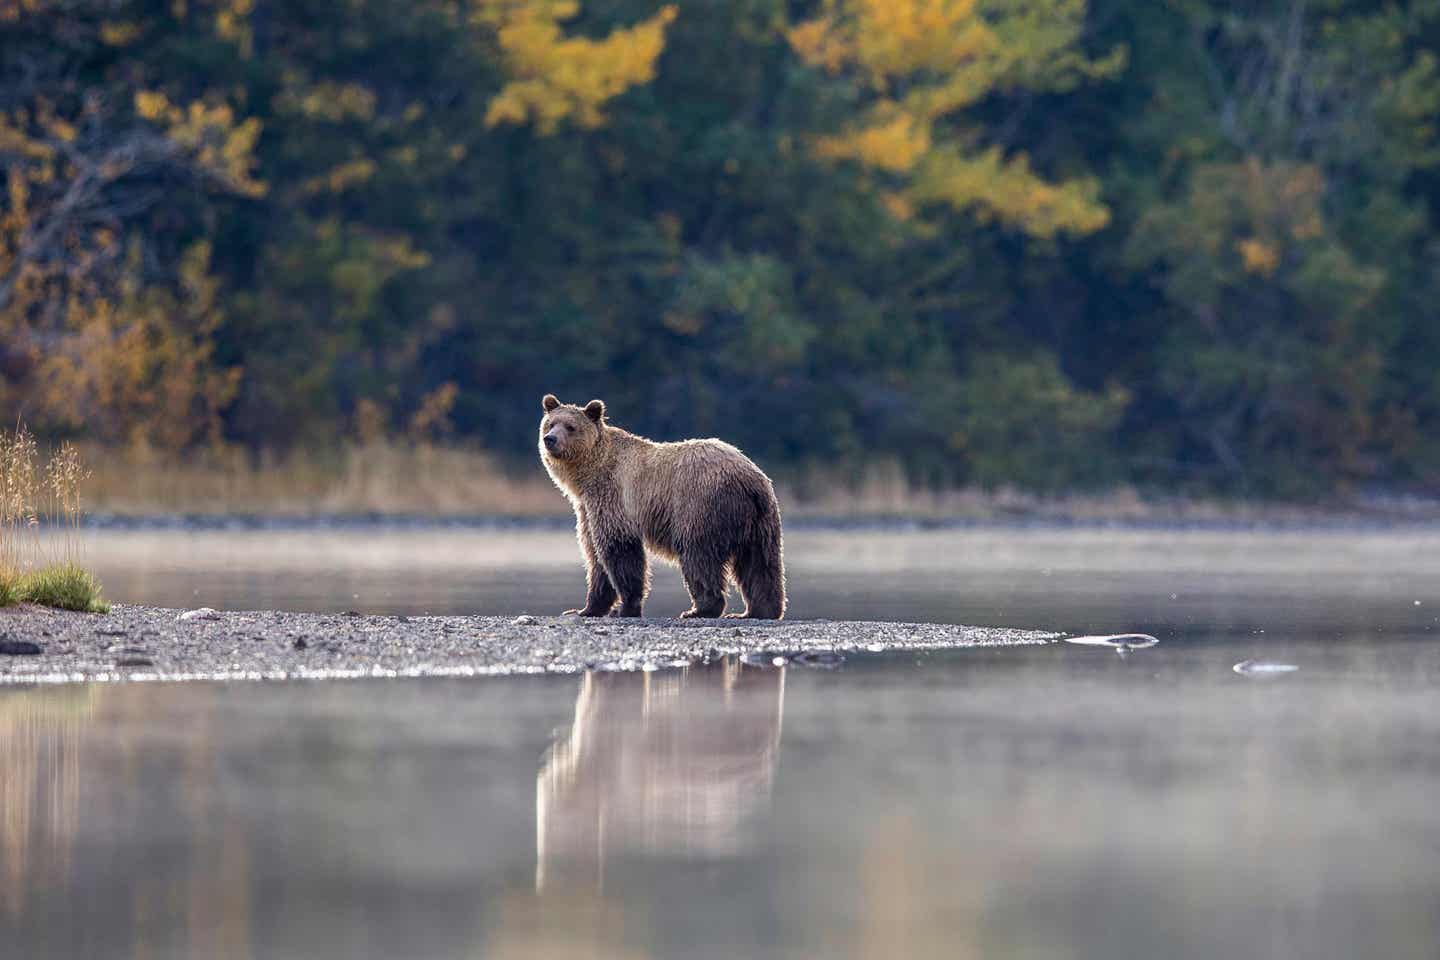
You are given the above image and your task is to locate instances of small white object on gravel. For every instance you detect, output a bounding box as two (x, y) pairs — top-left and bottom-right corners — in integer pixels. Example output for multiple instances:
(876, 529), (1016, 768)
(511, 615), (539, 626)
(177, 607), (222, 622)
(1233, 660), (1300, 677)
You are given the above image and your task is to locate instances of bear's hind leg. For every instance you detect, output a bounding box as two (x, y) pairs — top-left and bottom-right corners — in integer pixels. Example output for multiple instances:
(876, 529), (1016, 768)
(678, 550), (727, 619)
(728, 534), (786, 620)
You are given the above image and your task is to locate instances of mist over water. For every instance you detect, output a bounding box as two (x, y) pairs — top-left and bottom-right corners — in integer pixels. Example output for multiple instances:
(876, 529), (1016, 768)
(74, 526), (1440, 634)
(3, 528), (1438, 958)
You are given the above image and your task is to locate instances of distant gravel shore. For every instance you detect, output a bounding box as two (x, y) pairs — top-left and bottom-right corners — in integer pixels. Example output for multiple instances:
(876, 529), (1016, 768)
(0, 604), (1060, 683)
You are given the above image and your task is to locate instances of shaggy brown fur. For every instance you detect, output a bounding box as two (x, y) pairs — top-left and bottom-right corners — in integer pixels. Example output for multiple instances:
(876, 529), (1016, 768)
(539, 394), (787, 619)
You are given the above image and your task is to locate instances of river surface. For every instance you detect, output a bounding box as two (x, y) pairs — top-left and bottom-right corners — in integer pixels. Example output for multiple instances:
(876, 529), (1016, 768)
(2, 527), (1438, 958)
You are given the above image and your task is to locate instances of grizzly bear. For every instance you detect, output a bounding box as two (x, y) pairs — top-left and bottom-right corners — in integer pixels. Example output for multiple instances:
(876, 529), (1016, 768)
(538, 394), (786, 619)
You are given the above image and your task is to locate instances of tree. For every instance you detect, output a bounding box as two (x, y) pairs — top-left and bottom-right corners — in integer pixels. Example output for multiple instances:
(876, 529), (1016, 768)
(0, 0), (259, 447)
(787, 0), (1120, 238)
(1114, 0), (1440, 492)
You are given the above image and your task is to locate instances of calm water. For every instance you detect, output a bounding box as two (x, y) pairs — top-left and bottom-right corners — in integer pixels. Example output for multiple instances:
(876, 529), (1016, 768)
(3, 528), (1439, 958)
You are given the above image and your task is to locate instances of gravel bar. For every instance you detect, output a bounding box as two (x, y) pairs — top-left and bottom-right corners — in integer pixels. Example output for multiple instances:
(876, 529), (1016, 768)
(0, 603), (1061, 683)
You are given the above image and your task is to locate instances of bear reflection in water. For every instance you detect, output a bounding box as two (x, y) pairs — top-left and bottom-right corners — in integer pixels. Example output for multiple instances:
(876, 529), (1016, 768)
(536, 660), (785, 891)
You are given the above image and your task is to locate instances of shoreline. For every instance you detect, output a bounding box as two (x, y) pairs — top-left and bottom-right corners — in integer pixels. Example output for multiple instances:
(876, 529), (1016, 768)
(0, 604), (1060, 684)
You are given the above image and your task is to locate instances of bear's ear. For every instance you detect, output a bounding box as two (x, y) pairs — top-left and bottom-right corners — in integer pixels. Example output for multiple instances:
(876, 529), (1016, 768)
(584, 399), (605, 423)
(542, 394), (560, 412)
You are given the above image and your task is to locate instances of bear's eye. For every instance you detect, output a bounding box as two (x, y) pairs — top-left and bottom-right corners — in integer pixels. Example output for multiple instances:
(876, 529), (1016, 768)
(565, 424), (575, 433)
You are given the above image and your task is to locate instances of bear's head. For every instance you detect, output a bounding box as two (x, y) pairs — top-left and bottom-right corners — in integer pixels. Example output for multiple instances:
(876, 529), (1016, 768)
(539, 394), (606, 462)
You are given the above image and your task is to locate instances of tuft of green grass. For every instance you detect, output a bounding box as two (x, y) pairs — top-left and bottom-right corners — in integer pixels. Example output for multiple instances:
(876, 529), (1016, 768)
(0, 568), (17, 607)
(15, 563), (109, 613)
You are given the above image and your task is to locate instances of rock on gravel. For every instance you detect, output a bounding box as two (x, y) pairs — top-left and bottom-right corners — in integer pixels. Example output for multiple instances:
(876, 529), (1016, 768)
(177, 607), (222, 622)
(0, 603), (1062, 684)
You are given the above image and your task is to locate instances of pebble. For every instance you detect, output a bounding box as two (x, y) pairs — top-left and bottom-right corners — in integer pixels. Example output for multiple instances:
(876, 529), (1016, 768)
(177, 607), (222, 622)
(1233, 660), (1300, 677)
(511, 615), (538, 626)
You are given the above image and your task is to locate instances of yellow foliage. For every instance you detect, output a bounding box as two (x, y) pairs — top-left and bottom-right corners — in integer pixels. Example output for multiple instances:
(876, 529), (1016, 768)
(788, 0), (1116, 238)
(800, 0), (994, 89)
(275, 80), (378, 123)
(214, 0), (254, 57)
(1236, 238), (1280, 277)
(913, 145), (1110, 237)
(880, 191), (915, 221)
(297, 158), (378, 197)
(135, 92), (266, 196)
(476, 0), (678, 134)
(100, 20), (141, 45)
(134, 90), (170, 121)
(12, 243), (241, 450)
(786, 19), (849, 74)
(1216, 159), (1327, 277)
(815, 104), (930, 173)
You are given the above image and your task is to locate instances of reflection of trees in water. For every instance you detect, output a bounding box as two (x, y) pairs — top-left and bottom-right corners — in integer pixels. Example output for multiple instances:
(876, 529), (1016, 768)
(0, 686), (252, 958)
(536, 661), (786, 892)
(0, 688), (92, 918)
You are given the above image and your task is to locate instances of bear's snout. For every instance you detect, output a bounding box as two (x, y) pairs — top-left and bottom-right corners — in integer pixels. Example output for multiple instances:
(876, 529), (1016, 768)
(543, 433), (559, 451)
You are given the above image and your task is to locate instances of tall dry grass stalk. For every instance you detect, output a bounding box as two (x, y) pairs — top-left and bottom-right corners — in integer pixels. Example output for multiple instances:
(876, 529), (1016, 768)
(0, 424), (104, 611)
(0, 424), (40, 575)
(44, 442), (87, 566)
(1, 426), (90, 570)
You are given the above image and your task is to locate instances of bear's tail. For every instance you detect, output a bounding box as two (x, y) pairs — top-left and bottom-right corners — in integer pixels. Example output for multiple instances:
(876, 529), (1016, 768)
(734, 489), (786, 620)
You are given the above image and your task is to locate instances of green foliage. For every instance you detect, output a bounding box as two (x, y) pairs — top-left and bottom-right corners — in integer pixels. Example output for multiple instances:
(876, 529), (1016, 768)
(15, 564), (109, 614)
(955, 353), (1129, 490)
(3, 0), (1440, 497)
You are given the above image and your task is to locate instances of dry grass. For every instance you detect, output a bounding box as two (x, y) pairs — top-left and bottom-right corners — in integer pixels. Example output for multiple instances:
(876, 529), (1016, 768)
(82, 443), (1031, 518)
(0, 425), (107, 612)
(71, 442), (1375, 524)
(82, 442), (564, 516)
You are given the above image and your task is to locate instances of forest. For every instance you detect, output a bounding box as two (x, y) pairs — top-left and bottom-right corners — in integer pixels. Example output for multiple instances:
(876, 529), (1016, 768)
(3, 0), (1440, 499)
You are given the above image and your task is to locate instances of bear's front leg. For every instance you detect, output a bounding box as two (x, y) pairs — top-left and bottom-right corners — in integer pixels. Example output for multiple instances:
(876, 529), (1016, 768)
(565, 565), (618, 616)
(564, 509), (618, 616)
(599, 534), (649, 618)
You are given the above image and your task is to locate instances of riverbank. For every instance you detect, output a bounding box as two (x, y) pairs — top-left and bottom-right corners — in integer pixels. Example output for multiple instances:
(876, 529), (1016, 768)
(0, 604), (1059, 683)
